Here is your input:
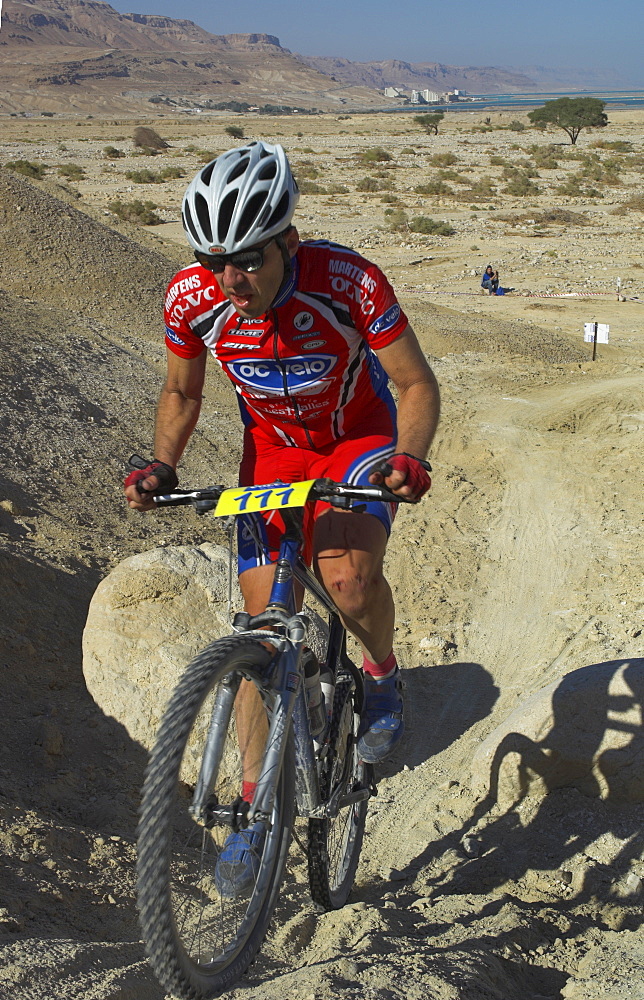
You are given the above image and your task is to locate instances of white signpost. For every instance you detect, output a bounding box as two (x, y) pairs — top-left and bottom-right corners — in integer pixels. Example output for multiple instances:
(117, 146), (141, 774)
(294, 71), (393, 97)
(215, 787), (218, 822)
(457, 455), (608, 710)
(584, 322), (609, 360)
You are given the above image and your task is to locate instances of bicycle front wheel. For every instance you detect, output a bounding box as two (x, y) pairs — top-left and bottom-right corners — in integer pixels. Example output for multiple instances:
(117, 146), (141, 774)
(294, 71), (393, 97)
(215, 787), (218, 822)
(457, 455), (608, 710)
(308, 673), (371, 910)
(137, 636), (294, 1000)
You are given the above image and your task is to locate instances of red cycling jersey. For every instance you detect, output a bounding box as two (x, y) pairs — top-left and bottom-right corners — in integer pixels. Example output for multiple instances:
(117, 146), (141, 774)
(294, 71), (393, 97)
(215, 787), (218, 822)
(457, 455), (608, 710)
(164, 240), (409, 450)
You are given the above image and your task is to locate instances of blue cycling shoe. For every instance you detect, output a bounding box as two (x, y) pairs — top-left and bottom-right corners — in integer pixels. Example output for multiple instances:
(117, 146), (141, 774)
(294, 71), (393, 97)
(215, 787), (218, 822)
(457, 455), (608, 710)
(357, 668), (405, 764)
(215, 821), (266, 899)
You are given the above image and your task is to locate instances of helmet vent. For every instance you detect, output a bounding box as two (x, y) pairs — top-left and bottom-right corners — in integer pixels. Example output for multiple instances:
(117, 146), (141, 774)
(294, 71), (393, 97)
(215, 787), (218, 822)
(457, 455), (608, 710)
(235, 191), (268, 243)
(227, 157), (250, 184)
(182, 202), (200, 244)
(258, 160), (277, 180)
(217, 190), (238, 242)
(200, 161), (216, 186)
(265, 190), (290, 232)
(194, 193), (213, 244)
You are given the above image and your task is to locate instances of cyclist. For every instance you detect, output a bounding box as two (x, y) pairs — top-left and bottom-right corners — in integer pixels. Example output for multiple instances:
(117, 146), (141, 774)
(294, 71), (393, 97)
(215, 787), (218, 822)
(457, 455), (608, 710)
(125, 141), (440, 891)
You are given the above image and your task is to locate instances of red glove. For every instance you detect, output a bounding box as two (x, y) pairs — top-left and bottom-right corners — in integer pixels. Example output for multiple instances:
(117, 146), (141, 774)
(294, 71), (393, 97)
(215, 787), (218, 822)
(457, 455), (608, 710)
(124, 457), (178, 497)
(371, 453), (431, 499)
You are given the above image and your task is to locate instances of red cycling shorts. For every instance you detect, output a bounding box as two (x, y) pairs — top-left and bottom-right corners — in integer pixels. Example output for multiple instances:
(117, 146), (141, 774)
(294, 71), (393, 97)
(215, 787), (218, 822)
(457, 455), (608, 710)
(237, 411), (397, 574)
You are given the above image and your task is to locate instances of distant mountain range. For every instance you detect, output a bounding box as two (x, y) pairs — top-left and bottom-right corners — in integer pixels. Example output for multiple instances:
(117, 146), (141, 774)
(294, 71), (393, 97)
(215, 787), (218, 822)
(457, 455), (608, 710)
(297, 56), (535, 95)
(0, 0), (634, 115)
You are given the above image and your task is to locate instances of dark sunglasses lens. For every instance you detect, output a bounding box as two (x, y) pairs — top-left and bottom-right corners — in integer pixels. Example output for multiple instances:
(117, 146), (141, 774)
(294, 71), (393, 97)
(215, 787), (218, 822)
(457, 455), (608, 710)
(196, 248), (265, 273)
(230, 251), (264, 271)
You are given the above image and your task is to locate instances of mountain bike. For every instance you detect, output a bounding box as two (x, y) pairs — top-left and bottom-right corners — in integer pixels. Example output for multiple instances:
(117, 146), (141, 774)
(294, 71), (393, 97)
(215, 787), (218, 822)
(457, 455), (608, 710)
(135, 474), (415, 999)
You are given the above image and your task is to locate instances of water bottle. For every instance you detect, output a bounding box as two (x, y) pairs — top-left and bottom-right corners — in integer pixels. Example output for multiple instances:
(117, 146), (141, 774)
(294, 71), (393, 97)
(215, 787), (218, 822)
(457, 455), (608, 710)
(302, 648), (326, 738)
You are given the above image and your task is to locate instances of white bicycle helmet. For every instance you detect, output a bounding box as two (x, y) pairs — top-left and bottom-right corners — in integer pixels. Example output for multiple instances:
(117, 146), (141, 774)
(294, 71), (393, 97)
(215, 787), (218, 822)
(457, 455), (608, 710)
(181, 141), (299, 254)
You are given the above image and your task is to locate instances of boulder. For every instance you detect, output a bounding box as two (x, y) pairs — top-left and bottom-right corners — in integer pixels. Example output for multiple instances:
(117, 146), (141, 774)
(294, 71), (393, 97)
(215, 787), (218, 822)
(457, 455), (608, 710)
(470, 659), (644, 808)
(82, 544), (330, 756)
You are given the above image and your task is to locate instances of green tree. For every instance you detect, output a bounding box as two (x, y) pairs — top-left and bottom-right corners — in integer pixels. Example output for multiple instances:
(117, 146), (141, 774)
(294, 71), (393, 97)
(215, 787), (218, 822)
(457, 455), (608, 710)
(527, 97), (608, 145)
(413, 112), (444, 136)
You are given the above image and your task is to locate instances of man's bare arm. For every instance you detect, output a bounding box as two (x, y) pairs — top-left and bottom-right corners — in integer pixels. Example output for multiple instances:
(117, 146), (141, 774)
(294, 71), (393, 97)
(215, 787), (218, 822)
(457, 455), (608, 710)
(153, 348), (208, 467)
(125, 348), (207, 510)
(375, 325), (440, 457)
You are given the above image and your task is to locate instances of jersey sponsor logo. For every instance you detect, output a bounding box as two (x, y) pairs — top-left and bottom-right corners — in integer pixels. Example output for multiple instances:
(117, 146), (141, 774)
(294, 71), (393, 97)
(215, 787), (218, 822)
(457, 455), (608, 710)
(330, 275), (375, 316)
(293, 330), (321, 341)
(165, 273), (202, 310)
(165, 326), (186, 346)
(301, 339), (326, 350)
(329, 258), (377, 294)
(242, 318), (265, 325)
(167, 285), (218, 326)
(236, 329), (264, 338)
(369, 303), (401, 336)
(227, 355), (336, 394)
(293, 311), (314, 331)
(222, 341), (262, 350)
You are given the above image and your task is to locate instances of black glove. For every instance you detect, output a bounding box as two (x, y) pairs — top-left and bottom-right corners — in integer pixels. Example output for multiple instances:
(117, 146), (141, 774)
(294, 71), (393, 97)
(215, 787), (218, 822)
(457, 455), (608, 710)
(125, 454), (178, 496)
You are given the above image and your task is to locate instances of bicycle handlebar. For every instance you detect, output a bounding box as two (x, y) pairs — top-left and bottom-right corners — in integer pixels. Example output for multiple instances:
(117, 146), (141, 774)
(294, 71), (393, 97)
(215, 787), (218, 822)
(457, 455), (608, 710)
(151, 478), (418, 513)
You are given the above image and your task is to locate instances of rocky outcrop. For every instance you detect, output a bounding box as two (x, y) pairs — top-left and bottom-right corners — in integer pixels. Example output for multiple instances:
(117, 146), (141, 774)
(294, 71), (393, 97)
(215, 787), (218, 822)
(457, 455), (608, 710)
(82, 544), (240, 752)
(83, 544), (329, 755)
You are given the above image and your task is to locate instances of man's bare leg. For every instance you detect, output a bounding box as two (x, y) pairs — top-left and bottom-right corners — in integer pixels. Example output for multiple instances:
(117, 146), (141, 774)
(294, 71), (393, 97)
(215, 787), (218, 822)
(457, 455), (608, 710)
(236, 564), (276, 789)
(312, 509), (393, 662)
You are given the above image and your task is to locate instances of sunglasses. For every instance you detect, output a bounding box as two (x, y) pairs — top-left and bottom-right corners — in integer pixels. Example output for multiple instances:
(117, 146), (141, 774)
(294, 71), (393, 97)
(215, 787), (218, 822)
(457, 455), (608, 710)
(194, 237), (276, 274)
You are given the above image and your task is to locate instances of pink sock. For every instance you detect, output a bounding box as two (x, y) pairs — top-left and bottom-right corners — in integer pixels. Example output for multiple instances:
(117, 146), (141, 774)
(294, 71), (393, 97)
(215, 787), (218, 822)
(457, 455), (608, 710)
(363, 650), (397, 681)
(242, 780), (257, 804)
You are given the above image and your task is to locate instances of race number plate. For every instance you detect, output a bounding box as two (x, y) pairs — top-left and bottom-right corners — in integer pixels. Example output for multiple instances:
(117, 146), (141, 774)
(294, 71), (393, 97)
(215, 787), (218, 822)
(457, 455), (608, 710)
(212, 480), (316, 517)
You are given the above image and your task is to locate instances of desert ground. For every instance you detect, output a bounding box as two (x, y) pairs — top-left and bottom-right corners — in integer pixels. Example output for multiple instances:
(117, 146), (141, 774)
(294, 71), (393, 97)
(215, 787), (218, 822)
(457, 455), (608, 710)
(0, 106), (643, 1000)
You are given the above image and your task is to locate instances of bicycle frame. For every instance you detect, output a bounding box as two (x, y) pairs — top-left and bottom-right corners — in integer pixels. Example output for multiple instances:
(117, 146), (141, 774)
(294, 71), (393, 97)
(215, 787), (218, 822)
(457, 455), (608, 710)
(190, 507), (356, 827)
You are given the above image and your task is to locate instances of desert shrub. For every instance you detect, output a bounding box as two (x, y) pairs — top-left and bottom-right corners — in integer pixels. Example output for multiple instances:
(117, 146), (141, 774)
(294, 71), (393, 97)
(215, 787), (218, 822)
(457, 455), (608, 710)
(124, 167), (184, 183)
(40, 111), (55, 117)
(437, 168), (463, 181)
(109, 199), (162, 224)
(103, 146), (125, 159)
(380, 192), (399, 203)
(294, 162), (320, 179)
(133, 126), (169, 151)
(298, 180), (324, 194)
(359, 146), (392, 163)
(503, 163), (539, 181)
(4, 159), (47, 179)
(357, 176), (382, 192)
(384, 208), (408, 231)
(531, 148), (559, 169)
(560, 147), (586, 161)
(455, 179), (496, 201)
(401, 147), (416, 155)
(326, 183), (349, 194)
(225, 125), (244, 139)
(195, 150), (219, 163)
(428, 152), (457, 167)
(590, 139), (632, 152)
(556, 174), (602, 198)
(489, 155), (507, 166)
(508, 120), (526, 131)
(502, 208), (588, 226)
(57, 164), (85, 180)
(409, 216), (455, 235)
(415, 180), (452, 196)
(504, 173), (540, 196)
(623, 194), (644, 211)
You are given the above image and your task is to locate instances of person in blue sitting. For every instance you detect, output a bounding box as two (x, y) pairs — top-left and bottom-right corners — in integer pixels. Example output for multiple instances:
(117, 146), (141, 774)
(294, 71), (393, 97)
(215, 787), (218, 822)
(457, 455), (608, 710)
(481, 265), (500, 295)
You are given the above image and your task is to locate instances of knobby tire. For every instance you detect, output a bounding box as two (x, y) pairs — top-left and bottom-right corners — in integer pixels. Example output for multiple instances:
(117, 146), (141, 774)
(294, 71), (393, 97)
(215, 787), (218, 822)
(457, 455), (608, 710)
(137, 636), (295, 999)
(307, 674), (370, 910)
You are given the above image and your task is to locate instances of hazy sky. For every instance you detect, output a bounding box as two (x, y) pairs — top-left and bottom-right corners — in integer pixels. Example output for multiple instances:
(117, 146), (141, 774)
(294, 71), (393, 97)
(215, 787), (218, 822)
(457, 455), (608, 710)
(108, 0), (644, 85)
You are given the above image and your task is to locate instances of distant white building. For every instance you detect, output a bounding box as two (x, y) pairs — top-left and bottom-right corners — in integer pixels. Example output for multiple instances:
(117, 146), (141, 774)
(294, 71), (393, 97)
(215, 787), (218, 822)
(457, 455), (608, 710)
(421, 90), (441, 103)
(384, 86), (406, 99)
